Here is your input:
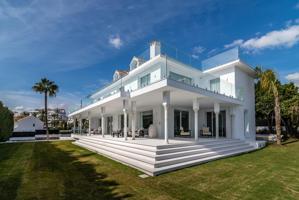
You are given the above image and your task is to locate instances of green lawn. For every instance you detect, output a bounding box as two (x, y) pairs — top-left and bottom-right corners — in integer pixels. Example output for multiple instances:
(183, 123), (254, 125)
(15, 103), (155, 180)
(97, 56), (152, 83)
(0, 140), (299, 200)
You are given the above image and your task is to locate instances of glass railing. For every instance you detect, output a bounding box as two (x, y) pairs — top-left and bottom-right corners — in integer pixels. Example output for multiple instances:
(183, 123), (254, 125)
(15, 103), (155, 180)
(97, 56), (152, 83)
(201, 47), (240, 71)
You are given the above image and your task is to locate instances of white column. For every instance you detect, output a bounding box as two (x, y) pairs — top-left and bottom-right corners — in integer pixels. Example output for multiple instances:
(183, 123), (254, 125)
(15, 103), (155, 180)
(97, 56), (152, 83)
(163, 103), (168, 143)
(163, 91), (170, 144)
(73, 118), (76, 134)
(131, 101), (136, 140)
(88, 118), (91, 135)
(101, 115), (105, 137)
(100, 107), (105, 137)
(123, 108), (128, 140)
(79, 117), (82, 134)
(122, 99), (129, 140)
(214, 103), (220, 139)
(193, 99), (200, 141)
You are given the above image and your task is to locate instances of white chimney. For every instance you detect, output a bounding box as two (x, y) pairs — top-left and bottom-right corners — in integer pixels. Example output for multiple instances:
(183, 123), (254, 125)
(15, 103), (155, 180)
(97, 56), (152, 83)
(150, 41), (161, 59)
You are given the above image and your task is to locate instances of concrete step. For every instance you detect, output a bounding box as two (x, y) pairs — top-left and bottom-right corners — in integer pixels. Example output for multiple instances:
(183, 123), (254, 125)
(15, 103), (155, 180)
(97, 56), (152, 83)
(155, 142), (250, 160)
(78, 136), (156, 157)
(72, 136), (257, 176)
(74, 141), (155, 176)
(76, 140), (156, 165)
(155, 139), (238, 149)
(155, 145), (253, 168)
(153, 146), (256, 176)
(75, 135), (157, 152)
(156, 140), (244, 154)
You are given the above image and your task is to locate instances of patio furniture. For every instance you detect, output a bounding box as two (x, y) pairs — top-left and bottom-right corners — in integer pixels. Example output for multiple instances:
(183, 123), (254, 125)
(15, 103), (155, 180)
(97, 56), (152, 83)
(137, 129), (144, 137)
(200, 127), (212, 137)
(112, 130), (122, 137)
(180, 130), (191, 137)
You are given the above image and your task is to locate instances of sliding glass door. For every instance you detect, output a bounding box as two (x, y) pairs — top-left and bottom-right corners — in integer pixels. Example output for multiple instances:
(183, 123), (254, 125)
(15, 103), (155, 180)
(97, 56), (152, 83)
(174, 110), (189, 137)
(206, 111), (226, 137)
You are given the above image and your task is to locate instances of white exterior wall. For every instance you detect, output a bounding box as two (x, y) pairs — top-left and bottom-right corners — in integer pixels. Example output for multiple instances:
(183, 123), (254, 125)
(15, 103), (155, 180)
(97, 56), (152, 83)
(124, 80), (138, 92)
(14, 116), (44, 132)
(150, 68), (161, 83)
(234, 67), (256, 140)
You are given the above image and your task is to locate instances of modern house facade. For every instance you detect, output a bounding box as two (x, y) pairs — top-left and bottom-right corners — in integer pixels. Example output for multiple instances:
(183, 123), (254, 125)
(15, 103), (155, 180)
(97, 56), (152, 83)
(69, 41), (262, 175)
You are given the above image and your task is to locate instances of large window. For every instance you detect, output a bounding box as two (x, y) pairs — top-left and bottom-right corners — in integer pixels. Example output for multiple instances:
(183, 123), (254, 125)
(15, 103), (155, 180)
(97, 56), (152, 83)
(140, 74), (150, 88)
(210, 78), (220, 93)
(169, 72), (192, 85)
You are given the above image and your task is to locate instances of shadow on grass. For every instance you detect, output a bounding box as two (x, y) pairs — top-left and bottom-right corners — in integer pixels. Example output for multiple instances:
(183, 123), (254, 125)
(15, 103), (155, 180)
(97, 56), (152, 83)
(282, 139), (299, 145)
(32, 142), (132, 200)
(0, 143), (24, 200)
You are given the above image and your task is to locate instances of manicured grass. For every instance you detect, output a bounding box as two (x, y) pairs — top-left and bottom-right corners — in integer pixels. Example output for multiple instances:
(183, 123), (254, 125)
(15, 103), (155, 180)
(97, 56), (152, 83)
(1, 140), (299, 200)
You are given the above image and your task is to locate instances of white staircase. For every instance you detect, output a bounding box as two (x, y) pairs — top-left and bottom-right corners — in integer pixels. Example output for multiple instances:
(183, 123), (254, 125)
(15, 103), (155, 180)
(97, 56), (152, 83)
(73, 135), (256, 176)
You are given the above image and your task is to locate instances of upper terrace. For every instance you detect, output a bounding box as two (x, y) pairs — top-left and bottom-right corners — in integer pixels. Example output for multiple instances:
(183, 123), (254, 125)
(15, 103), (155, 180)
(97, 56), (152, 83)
(69, 41), (253, 114)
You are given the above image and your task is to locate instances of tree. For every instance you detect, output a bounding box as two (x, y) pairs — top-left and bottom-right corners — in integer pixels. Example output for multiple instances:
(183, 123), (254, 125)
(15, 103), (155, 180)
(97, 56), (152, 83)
(0, 101), (14, 141)
(280, 83), (299, 136)
(257, 69), (282, 145)
(32, 78), (58, 139)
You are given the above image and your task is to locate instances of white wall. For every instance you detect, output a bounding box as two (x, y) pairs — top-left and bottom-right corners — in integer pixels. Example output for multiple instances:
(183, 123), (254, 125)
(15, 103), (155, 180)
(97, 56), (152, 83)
(233, 67), (256, 140)
(14, 116), (44, 132)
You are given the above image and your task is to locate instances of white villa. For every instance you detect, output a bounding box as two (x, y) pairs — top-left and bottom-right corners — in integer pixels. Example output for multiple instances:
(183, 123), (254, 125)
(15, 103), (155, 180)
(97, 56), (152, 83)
(69, 41), (264, 176)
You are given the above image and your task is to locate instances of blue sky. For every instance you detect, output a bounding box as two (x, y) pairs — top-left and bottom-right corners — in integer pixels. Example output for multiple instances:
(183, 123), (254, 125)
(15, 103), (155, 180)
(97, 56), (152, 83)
(1, 0), (299, 112)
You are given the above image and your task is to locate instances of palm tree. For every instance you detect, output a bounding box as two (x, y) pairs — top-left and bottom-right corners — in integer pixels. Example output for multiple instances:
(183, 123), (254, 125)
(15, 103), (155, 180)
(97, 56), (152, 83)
(258, 69), (282, 145)
(32, 78), (59, 139)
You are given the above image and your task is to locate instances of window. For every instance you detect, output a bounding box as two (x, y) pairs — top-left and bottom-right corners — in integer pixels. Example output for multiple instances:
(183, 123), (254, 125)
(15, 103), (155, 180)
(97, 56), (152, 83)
(210, 78), (220, 92)
(244, 110), (250, 137)
(140, 74), (150, 88)
(169, 72), (192, 85)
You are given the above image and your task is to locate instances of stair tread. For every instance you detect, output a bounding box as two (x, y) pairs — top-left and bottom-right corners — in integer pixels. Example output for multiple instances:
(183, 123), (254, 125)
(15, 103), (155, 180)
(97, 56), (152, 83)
(155, 145), (254, 165)
(76, 140), (156, 164)
(154, 147), (256, 175)
(156, 143), (251, 158)
(78, 137), (156, 156)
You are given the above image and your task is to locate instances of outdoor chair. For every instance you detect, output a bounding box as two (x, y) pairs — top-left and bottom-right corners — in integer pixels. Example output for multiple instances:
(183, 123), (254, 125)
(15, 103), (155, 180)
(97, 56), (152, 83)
(200, 127), (212, 137)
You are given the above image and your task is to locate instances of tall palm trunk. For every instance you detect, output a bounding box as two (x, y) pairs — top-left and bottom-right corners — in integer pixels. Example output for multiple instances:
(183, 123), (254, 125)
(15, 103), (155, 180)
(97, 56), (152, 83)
(274, 87), (281, 145)
(45, 91), (49, 140)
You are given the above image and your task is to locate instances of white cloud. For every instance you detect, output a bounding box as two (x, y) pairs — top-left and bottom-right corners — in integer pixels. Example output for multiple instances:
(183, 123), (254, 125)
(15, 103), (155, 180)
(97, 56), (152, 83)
(191, 45), (205, 59)
(225, 25), (299, 52)
(243, 25), (299, 49)
(286, 72), (299, 86)
(224, 39), (243, 49)
(109, 35), (123, 49)
(0, 90), (82, 113)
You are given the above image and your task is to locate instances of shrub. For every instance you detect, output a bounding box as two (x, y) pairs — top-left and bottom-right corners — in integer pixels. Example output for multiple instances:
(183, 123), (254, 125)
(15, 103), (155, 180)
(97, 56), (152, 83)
(0, 101), (14, 141)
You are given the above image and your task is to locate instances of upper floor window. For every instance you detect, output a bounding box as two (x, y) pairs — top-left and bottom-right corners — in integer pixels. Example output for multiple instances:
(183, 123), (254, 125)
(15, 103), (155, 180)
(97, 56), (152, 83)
(140, 74), (150, 88)
(169, 72), (192, 85)
(210, 78), (220, 93)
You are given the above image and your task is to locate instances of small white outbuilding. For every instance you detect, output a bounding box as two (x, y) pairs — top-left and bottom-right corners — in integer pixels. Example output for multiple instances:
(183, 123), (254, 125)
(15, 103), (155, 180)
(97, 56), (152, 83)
(14, 115), (44, 132)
